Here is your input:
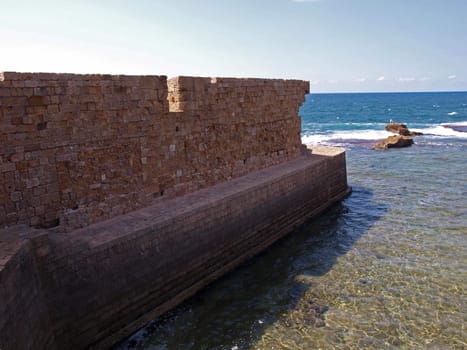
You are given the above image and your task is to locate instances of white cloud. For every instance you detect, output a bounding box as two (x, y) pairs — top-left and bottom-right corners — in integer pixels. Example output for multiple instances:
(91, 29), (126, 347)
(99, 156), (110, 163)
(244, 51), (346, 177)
(327, 79), (338, 84)
(310, 80), (319, 85)
(448, 75), (457, 79)
(398, 77), (416, 82)
(354, 78), (366, 83)
(377, 76), (385, 81)
(419, 77), (431, 81)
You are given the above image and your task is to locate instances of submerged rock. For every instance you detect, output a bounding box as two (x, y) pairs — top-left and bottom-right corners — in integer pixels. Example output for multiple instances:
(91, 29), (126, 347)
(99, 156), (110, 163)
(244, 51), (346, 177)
(443, 124), (467, 133)
(283, 298), (329, 328)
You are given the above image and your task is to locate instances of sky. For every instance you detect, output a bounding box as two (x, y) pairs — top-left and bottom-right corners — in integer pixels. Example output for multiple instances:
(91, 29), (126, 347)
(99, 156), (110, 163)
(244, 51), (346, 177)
(1, 0), (466, 92)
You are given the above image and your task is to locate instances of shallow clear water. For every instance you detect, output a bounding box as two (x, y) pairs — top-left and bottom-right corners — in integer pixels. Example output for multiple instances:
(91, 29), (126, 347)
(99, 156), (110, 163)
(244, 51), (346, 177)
(117, 93), (467, 350)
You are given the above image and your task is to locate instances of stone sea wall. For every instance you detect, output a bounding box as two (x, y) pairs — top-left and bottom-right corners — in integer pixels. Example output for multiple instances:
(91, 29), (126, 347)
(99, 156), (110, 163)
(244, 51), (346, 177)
(0, 73), (308, 230)
(0, 148), (349, 350)
(0, 72), (350, 350)
(0, 226), (55, 350)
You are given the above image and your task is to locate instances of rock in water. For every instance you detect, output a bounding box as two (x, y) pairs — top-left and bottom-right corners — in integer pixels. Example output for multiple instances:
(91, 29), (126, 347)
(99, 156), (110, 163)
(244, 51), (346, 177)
(374, 135), (414, 150)
(385, 122), (411, 135)
(375, 122), (421, 149)
(385, 122), (423, 136)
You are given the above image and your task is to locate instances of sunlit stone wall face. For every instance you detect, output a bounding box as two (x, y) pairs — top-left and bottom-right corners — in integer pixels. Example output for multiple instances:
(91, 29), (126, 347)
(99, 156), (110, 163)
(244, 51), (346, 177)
(0, 72), (309, 230)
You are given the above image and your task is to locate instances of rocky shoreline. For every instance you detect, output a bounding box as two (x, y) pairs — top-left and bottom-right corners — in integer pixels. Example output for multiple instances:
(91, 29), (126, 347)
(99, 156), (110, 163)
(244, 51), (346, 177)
(374, 122), (423, 150)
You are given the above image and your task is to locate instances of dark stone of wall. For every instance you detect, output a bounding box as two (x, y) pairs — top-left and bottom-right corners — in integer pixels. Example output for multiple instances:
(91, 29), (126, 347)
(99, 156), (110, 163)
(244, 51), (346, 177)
(0, 227), (56, 350)
(0, 148), (349, 350)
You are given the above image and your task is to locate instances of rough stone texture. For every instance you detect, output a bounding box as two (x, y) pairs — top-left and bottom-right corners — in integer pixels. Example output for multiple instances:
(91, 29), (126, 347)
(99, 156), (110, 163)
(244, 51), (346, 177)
(0, 73), (350, 350)
(375, 122), (423, 149)
(0, 148), (349, 350)
(385, 122), (423, 136)
(0, 226), (56, 350)
(374, 134), (415, 149)
(385, 122), (411, 135)
(0, 73), (309, 230)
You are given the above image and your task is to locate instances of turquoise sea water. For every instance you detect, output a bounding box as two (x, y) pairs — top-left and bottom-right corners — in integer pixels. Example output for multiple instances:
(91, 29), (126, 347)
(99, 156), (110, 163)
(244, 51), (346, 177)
(117, 92), (467, 349)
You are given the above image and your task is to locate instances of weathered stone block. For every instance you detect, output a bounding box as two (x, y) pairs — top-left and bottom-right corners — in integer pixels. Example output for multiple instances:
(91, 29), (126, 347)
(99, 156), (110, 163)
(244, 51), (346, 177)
(1, 72), (309, 230)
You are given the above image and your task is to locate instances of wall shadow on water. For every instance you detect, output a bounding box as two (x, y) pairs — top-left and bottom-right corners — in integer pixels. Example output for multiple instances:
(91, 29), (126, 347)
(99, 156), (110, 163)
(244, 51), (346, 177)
(116, 186), (388, 350)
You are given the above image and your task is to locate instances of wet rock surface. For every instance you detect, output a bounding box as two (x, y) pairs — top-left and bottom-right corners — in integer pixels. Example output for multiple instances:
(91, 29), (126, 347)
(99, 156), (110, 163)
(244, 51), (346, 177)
(374, 135), (414, 150)
(283, 298), (329, 328)
(375, 122), (421, 150)
(385, 122), (411, 135)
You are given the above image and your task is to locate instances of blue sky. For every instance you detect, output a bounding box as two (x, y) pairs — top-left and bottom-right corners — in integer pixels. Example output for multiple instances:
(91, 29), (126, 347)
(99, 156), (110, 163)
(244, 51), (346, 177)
(1, 0), (466, 92)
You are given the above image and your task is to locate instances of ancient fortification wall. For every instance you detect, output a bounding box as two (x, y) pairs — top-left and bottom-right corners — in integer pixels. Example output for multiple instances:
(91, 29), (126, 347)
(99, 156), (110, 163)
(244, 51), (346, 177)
(0, 72), (350, 350)
(0, 227), (55, 350)
(0, 72), (307, 230)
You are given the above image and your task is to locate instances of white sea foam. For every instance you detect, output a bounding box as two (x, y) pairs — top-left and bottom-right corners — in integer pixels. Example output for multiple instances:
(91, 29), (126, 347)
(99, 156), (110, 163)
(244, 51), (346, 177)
(302, 122), (467, 146)
(302, 134), (329, 144)
(302, 130), (393, 145)
(411, 125), (467, 138)
(448, 111), (458, 115)
(441, 121), (467, 126)
(343, 122), (385, 126)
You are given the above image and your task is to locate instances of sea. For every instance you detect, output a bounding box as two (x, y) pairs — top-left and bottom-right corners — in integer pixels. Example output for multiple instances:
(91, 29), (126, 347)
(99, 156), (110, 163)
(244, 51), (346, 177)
(117, 92), (467, 350)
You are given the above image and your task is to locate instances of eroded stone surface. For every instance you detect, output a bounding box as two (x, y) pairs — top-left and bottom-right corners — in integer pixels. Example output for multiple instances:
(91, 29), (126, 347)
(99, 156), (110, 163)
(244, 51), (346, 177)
(375, 122), (422, 149)
(0, 73), (309, 229)
(374, 135), (414, 149)
(0, 152), (349, 350)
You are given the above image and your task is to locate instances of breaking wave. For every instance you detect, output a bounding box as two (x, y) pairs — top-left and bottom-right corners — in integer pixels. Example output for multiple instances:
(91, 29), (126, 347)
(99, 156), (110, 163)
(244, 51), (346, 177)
(302, 121), (467, 145)
(412, 121), (467, 138)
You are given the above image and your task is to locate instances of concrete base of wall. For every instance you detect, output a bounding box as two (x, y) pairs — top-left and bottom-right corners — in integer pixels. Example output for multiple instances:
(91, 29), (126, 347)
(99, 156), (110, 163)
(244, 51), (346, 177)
(0, 146), (350, 350)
